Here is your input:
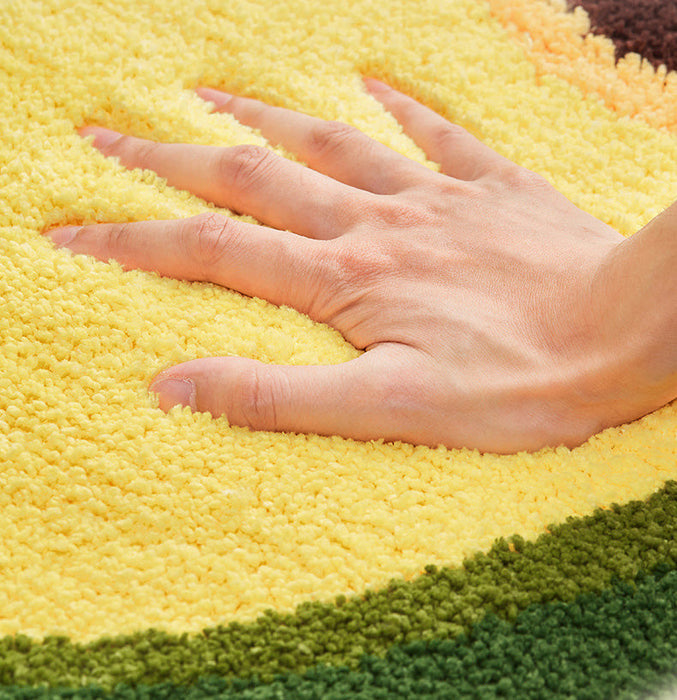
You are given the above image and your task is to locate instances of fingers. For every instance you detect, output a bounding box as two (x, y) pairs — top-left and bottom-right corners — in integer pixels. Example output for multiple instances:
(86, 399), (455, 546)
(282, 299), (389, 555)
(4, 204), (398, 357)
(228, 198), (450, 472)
(363, 79), (510, 181)
(149, 353), (410, 442)
(80, 126), (368, 239)
(196, 87), (433, 195)
(45, 213), (329, 314)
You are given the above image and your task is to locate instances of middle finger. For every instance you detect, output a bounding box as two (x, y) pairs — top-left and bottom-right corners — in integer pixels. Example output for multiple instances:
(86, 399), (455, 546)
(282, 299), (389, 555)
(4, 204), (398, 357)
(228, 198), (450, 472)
(196, 87), (435, 195)
(80, 127), (373, 239)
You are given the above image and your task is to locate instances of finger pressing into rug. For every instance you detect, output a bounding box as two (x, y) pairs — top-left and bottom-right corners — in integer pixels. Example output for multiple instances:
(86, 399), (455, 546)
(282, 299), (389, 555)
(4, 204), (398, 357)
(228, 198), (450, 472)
(364, 78), (511, 181)
(78, 126), (370, 239)
(149, 353), (412, 440)
(196, 87), (434, 195)
(44, 213), (332, 315)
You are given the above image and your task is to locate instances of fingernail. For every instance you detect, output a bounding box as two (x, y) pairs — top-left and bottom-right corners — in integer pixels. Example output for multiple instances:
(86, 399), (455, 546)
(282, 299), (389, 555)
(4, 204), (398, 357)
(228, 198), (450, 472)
(364, 78), (389, 94)
(150, 377), (197, 412)
(46, 226), (80, 248)
(78, 126), (122, 150)
(196, 87), (233, 109)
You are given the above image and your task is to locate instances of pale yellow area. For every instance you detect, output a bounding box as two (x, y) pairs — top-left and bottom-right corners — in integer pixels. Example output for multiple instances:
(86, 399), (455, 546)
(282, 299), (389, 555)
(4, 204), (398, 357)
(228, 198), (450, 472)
(490, 0), (677, 132)
(0, 0), (675, 642)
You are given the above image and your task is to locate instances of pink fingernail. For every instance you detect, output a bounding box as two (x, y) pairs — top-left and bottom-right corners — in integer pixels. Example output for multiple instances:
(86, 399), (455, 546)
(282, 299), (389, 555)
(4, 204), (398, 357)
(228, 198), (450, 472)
(150, 377), (197, 412)
(196, 87), (233, 109)
(46, 226), (80, 248)
(78, 126), (122, 150)
(364, 78), (389, 94)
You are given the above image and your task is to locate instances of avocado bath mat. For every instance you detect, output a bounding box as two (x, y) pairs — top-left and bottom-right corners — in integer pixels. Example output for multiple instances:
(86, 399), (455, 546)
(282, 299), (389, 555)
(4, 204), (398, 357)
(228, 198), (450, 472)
(1, 0), (676, 697)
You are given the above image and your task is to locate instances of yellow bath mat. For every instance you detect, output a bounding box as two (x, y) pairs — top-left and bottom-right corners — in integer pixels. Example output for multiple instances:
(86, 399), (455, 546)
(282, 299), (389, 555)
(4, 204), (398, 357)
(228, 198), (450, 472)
(1, 0), (675, 696)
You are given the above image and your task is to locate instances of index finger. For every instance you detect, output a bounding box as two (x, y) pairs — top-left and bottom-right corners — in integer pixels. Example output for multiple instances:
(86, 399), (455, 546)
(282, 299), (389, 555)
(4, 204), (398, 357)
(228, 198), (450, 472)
(45, 213), (331, 317)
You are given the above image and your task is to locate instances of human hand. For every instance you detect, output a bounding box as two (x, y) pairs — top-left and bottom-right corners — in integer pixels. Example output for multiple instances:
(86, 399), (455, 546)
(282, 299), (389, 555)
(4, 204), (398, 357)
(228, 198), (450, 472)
(45, 79), (670, 453)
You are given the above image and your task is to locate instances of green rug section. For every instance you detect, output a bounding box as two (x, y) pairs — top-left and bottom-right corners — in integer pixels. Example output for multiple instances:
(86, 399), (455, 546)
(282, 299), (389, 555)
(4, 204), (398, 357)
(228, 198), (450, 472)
(1, 567), (676, 699)
(1, 482), (675, 691)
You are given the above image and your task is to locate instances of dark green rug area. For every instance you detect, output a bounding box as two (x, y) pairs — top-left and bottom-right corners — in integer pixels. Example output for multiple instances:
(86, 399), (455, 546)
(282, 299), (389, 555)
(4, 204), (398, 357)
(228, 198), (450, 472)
(2, 567), (675, 699)
(1, 483), (675, 698)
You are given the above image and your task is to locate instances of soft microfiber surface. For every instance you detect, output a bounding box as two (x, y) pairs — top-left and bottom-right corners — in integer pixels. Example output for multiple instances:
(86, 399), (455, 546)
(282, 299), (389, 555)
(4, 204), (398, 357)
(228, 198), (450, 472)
(0, 0), (676, 696)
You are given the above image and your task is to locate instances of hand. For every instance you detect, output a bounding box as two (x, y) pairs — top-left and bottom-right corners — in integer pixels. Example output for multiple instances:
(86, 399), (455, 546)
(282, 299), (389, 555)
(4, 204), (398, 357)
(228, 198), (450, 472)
(45, 79), (668, 453)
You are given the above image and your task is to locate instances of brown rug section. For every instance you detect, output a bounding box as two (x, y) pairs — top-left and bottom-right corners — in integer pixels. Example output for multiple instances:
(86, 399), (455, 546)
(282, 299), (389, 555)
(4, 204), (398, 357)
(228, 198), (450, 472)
(568, 0), (677, 73)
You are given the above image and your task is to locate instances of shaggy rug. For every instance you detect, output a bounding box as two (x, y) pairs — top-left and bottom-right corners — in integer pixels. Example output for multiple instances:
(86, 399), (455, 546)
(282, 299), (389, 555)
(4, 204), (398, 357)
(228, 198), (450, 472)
(0, 0), (675, 697)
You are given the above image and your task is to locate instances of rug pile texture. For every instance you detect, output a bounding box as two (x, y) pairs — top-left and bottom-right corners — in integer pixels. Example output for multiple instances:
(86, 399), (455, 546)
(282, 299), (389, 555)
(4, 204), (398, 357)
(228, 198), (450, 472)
(1, 0), (676, 697)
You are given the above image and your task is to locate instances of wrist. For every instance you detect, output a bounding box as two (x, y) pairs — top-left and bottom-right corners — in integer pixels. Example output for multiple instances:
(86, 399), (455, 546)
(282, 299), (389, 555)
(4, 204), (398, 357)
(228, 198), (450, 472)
(592, 206), (677, 420)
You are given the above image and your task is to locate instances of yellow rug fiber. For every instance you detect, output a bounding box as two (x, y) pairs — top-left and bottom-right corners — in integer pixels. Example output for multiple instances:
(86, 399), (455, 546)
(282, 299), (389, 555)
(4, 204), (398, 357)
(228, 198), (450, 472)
(1, 0), (675, 652)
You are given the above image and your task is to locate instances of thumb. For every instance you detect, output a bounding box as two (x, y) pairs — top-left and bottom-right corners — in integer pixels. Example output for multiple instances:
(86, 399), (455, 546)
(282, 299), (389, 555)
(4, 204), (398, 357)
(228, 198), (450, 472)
(149, 354), (387, 440)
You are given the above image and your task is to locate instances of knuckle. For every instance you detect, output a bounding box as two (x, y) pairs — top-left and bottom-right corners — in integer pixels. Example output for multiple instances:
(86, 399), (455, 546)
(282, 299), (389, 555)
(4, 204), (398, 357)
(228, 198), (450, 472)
(127, 137), (160, 168)
(331, 238), (395, 288)
(306, 120), (361, 158)
(186, 212), (239, 274)
(373, 366), (431, 421)
(430, 181), (467, 210)
(416, 176), (469, 211)
(431, 122), (469, 150)
(441, 178), (483, 204)
(219, 144), (277, 190)
(103, 222), (133, 252)
(380, 379), (416, 416)
(493, 163), (548, 191)
(234, 364), (285, 431)
(370, 197), (431, 229)
(227, 96), (267, 123)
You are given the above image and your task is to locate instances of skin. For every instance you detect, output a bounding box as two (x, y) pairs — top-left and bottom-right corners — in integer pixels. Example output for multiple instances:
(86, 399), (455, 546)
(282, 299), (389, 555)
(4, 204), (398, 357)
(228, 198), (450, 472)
(45, 79), (677, 453)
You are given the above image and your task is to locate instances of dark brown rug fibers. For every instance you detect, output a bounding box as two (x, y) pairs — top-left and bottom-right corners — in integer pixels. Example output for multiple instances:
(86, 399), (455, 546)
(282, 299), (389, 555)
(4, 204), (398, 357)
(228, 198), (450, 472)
(569, 0), (677, 73)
